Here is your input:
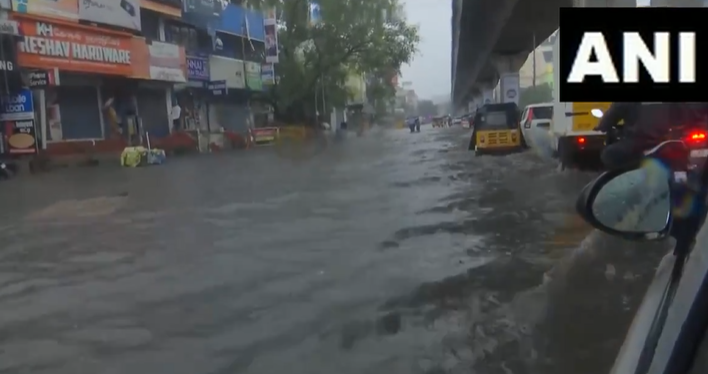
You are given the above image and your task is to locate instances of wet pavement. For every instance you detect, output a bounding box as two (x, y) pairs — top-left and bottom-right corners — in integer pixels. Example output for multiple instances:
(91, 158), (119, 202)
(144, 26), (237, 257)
(0, 126), (670, 374)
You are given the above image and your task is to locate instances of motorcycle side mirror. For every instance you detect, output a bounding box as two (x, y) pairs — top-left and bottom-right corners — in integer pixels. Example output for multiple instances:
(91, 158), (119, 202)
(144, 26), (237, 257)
(591, 109), (604, 118)
(576, 164), (672, 241)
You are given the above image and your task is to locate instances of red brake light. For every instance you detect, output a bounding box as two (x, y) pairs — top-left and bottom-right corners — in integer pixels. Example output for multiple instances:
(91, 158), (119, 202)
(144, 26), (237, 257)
(687, 131), (707, 142)
(527, 109), (534, 122)
(577, 137), (586, 144)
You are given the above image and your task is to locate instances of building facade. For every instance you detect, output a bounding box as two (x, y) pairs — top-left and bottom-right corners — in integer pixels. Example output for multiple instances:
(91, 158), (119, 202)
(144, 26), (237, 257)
(0, 0), (267, 156)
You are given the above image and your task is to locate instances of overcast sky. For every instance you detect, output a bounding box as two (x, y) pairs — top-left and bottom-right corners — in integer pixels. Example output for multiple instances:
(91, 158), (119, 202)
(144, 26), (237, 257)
(399, 0), (451, 101)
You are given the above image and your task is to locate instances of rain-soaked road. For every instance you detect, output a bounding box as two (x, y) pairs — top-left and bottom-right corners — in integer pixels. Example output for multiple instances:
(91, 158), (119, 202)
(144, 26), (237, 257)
(0, 125), (669, 374)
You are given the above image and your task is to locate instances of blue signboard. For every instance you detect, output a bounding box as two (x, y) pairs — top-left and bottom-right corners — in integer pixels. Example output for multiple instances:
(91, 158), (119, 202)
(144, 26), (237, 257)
(187, 56), (210, 80)
(181, 2), (265, 42)
(0, 89), (34, 121)
(218, 6), (265, 41)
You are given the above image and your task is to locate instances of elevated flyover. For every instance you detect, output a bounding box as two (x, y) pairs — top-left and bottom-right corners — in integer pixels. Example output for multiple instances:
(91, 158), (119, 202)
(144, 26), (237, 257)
(451, 0), (636, 112)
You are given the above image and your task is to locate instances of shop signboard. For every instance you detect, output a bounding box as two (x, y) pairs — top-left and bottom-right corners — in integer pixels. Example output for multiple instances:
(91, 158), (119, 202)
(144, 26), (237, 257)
(187, 55), (210, 81)
(251, 127), (278, 145)
(208, 55), (244, 89)
(4, 118), (36, 154)
(16, 19), (139, 77)
(261, 63), (274, 85)
(26, 69), (60, 88)
(217, 5), (265, 41)
(0, 19), (20, 35)
(78, 0), (141, 31)
(245, 61), (262, 91)
(147, 41), (186, 82)
(11, 0), (78, 20)
(0, 89), (36, 154)
(0, 89), (33, 121)
(208, 80), (227, 96)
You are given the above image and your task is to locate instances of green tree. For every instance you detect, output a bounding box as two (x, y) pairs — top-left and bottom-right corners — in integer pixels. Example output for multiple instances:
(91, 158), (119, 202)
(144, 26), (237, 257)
(518, 84), (553, 109)
(252, 0), (419, 123)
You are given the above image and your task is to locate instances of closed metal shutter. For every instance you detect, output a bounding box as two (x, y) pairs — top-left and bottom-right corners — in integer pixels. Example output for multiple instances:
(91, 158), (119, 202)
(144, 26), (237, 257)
(57, 86), (102, 140)
(208, 103), (249, 133)
(136, 88), (170, 138)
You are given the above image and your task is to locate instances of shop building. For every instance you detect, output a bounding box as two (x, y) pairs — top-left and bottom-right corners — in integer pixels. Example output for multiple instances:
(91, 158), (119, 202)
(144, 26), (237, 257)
(179, 0), (267, 134)
(5, 0), (187, 156)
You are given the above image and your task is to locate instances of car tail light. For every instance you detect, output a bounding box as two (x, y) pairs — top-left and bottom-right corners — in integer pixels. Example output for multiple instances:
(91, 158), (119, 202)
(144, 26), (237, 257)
(527, 108), (534, 122)
(577, 137), (586, 144)
(687, 131), (707, 142)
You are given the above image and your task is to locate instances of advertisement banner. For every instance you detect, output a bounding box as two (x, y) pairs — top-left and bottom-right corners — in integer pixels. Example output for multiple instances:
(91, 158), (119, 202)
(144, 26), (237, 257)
(308, 1), (321, 27)
(261, 63), (274, 84)
(264, 23), (278, 63)
(0, 89), (33, 121)
(11, 0), (78, 20)
(245, 61), (262, 91)
(209, 55), (244, 89)
(78, 0), (142, 31)
(16, 19), (139, 77)
(147, 41), (186, 82)
(5, 119), (36, 154)
(187, 56), (209, 81)
(264, 8), (276, 26)
(500, 72), (519, 105)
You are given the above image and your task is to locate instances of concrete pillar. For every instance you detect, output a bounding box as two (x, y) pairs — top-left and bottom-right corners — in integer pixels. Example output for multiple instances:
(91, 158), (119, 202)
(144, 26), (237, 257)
(481, 87), (494, 105)
(490, 53), (527, 105)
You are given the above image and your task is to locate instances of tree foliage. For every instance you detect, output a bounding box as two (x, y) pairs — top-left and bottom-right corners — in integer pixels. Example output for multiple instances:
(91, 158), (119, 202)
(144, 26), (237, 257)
(518, 84), (553, 109)
(250, 0), (419, 122)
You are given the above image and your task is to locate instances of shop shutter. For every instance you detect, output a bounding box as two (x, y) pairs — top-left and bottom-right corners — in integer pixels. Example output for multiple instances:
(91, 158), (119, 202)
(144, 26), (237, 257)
(58, 86), (102, 140)
(208, 103), (249, 133)
(137, 88), (170, 138)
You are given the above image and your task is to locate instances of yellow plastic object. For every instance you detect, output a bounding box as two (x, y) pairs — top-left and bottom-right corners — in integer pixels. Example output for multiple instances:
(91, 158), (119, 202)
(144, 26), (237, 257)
(120, 146), (147, 167)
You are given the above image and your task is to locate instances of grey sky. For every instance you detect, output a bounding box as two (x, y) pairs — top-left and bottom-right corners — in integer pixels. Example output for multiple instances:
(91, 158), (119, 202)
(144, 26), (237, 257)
(399, 0), (451, 101)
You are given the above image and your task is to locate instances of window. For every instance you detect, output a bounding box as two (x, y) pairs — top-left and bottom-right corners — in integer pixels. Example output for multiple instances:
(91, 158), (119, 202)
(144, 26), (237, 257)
(484, 112), (508, 128)
(165, 21), (208, 53)
(140, 9), (161, 41)
(532, 106), (553, 119)
(542, 50), (553, 64)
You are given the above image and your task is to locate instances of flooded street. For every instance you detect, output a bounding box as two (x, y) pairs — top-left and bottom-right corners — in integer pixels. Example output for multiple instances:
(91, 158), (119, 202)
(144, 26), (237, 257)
(0, 126), (668, 374)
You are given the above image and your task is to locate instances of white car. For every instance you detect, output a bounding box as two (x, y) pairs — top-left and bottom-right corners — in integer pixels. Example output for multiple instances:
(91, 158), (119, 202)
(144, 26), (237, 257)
(519, 103), (553, 144)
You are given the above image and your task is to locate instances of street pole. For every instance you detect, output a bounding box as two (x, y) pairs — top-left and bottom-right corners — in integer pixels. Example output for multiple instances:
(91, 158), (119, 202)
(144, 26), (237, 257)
(321, 73), (326, 122)
(532, 32), (537, 87)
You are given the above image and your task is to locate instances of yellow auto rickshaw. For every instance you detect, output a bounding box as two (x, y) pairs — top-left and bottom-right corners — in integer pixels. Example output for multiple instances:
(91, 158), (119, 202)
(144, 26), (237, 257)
(468, 103), (523, 155)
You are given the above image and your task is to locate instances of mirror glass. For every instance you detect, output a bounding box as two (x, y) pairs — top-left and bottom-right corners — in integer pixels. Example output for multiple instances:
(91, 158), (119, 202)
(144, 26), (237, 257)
(591, 168), (670, 233)
(591, 108), (604, 118)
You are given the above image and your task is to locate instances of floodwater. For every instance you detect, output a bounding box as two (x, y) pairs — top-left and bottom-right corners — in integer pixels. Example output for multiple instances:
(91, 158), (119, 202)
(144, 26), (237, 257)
(0, 126), (668, 374)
